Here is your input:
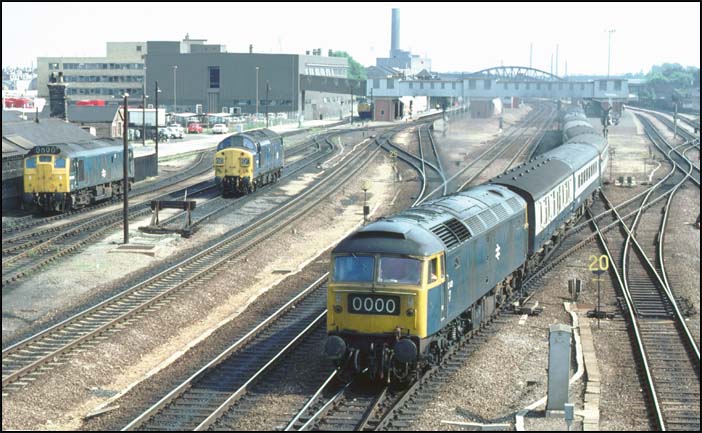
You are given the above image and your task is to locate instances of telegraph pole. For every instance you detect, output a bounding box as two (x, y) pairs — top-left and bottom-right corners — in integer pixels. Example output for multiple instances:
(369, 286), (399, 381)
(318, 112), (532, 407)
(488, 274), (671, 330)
(122, 93), (129, 244)
(155, 81), (160, 175)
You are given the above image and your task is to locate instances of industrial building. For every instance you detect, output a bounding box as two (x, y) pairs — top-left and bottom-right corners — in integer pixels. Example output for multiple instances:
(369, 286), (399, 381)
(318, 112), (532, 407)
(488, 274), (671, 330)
(37, 42), (146, 100)
(36, 36), (364, 121)
(144, 36), (356, 120)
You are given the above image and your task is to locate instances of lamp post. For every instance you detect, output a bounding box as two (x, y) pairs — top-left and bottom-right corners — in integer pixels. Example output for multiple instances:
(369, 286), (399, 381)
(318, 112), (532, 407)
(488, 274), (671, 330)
(155, 81), (161, 175)
(265, 80), (270, 128)
(606, 29), (616, 78)
(122, 93), (130, 244)
(173, 65), (178, 113)
(255, 66), (260, 119)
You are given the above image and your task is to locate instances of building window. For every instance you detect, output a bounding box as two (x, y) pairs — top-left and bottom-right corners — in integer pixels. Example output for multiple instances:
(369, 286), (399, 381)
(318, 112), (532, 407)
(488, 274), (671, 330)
(209, 66), (220, 89)
(387, 79), (394, 89)
(503, 83), (508, 90)
(373, 79), (380, 89)
(469, 80), (476, 89)
(409, 82), (414, 89)
(452, 83), (456, 90)
(484, 80), (491, 90)
(430, 82), (434, 89)
(136, 45), (142, 52)
(441, 82), (445, 89)
(614, 80), (621, 91)
(599, 81), (607, 91)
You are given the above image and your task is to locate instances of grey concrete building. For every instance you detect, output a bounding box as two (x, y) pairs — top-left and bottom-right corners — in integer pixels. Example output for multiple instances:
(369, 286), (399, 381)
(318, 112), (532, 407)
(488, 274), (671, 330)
(145, 37), (352, 120)
(37, 42), (146, 100)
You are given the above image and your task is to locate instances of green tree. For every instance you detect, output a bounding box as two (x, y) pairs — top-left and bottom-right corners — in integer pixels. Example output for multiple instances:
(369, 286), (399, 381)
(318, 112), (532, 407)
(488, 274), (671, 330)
(329, 51), (367, 80)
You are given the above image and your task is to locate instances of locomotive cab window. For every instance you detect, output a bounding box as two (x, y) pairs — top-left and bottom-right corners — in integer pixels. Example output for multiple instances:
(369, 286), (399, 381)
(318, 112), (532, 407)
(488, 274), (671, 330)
(378, 256), (421, 285)
(26, 157), (37, 168)
(333, 255), (374, 283)
(429, 257), (439, 282)
(54, 158), (66, 168)
(39, 155), (52, 163)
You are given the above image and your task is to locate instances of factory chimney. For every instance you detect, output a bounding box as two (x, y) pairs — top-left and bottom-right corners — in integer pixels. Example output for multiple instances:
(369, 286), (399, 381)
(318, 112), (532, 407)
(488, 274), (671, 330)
(391, 8), (400, 56)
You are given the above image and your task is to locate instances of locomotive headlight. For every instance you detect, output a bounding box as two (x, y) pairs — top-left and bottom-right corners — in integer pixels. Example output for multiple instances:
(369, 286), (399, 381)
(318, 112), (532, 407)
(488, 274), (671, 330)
(406, 308), (415, 317)
(333, 305), (343, 313)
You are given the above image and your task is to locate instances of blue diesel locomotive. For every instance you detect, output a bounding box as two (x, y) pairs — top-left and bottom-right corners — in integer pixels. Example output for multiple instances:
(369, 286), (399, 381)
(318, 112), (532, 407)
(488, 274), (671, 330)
(23, 140), (134, 212)
(325, 106), (607, 382)
(214, 129), (284, 196)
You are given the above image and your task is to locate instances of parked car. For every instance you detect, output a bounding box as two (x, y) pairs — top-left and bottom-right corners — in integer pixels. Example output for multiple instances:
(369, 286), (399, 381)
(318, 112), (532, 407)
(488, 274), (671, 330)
(158, 126), (183, 139)
(212, 124), (228, 134)
(187, 122), (203, 134)
(168, 123), (185, 138)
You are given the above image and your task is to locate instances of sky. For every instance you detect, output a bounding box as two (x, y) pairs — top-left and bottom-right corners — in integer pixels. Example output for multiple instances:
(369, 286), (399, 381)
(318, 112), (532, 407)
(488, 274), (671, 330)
(2, 2), (700, 76)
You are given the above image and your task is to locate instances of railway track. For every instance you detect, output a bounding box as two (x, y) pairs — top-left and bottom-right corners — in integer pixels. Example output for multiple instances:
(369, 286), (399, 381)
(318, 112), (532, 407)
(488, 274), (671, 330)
(1, 127), (389, 394)
(122, 276), (329, 431)
(455, 104), (556, 191)
(417, 124), (447, 198)
(153, 132), (349, 232)
(1, 150), (214, 238)
(0, 131), (351, 288)
(585, 115), (700, 430)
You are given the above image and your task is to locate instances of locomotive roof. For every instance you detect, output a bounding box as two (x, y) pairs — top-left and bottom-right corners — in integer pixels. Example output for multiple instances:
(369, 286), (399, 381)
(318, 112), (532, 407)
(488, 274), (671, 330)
(216, 128), (282, 152)
(240, 128), (281, 142)
(491, 153), (574, 199)
(26, 139), (130, 158)
(333, 185), (525, 256)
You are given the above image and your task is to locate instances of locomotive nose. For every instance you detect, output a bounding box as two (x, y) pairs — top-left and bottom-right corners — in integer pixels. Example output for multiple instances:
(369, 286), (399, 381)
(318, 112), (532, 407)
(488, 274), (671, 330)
(324, 335), (347, 361)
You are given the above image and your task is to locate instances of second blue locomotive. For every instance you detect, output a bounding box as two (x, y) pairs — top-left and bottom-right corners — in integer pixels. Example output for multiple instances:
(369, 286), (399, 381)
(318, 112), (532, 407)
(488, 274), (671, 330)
(214, 129), (284, 196)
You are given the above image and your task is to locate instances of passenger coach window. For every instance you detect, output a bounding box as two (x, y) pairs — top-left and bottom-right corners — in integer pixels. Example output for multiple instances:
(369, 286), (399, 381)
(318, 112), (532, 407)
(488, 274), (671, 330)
(378, 257), (421, 284)
(333, 256), (374, 282)
(26, 157), (37, 168)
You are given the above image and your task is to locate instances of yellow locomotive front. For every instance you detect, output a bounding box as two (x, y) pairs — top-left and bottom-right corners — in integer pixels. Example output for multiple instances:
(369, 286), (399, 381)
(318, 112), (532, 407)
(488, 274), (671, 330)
(214, 148), (255, 195)
(325, 221), (446, 382)
(23, 146), (71, 211)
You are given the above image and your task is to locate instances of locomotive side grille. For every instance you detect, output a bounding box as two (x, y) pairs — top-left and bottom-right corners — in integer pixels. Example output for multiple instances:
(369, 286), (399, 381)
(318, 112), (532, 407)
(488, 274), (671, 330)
(479, 209), (498, 227)
(464, 215), (486, 234)
(492, 203), (509, 220)
(444, 218), (471, 242)
(507, 197), (522, 212)
(430, 224), (459, 249)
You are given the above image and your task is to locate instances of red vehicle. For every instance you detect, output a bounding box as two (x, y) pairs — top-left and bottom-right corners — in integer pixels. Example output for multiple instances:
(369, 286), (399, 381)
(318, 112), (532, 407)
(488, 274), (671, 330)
(187, 122), (203, 134)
